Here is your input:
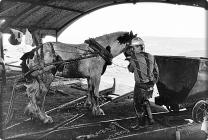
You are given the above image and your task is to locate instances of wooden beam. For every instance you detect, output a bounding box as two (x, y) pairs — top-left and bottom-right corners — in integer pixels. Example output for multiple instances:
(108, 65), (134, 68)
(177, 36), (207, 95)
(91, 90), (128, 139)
(57, 1), (126, 35)
(5, 0), (84, 13)
(0, 32), (6, 136)
(32, 10), (61, 31)
(1, 3), (37, 32)
(10, 25), (57, 31)
(0, 32), (6, 84)
(0, 3), (22, 15)
(56, 30), (58, 42)
(0, 16), (15, 19)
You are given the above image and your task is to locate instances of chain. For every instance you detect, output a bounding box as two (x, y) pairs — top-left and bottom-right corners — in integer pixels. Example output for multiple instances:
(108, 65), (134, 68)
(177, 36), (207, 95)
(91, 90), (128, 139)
(92, 122), (130, 139)
(108, 130), (129, 139)
(112, 62), (127, 69)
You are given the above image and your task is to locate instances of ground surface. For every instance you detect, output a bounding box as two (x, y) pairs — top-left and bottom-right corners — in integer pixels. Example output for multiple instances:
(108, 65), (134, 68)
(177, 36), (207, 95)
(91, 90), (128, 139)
(1, 70), (206, 140)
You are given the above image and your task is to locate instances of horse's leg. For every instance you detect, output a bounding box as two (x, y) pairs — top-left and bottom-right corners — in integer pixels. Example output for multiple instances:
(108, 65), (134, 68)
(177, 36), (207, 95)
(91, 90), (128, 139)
(38, 73), (54, 123)
(91, 76), (105, 116)
(24, 77), (53, 124)
(37, 80), (53, 124)
(24, 81), (40, 121)
(84, 78), (93, 109)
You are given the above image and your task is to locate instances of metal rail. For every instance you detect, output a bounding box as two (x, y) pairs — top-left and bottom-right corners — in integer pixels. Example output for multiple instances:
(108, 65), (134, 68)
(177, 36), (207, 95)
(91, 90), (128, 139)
(6, 110), (192, 140)
(3, 93), (193, 140)
(43, 110), (190, 133)
(5, 114), (84, 139)
(3, 78), (115, 131)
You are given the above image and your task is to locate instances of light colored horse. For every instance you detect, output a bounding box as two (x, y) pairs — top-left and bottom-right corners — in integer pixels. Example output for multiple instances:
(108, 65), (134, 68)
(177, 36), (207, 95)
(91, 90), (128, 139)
(20, 31), (137, 123)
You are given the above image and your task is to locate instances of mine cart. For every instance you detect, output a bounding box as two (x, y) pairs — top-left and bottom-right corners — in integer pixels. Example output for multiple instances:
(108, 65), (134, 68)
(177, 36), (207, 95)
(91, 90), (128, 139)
(155, 56), (208, 123)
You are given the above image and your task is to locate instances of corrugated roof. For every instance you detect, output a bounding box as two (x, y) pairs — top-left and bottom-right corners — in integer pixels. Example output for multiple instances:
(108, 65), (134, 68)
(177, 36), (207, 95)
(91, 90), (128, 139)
(0, 0), (207, 37)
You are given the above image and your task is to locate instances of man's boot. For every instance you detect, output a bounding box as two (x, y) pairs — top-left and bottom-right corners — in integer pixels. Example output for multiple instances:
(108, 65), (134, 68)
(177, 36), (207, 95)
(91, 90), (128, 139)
(144, 100), (154, 125)
(131, 115), (146, 130)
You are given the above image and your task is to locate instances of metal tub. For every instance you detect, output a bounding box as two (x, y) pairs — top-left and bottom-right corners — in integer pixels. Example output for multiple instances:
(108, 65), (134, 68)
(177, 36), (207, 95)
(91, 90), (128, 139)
(155, 56), (208, 111)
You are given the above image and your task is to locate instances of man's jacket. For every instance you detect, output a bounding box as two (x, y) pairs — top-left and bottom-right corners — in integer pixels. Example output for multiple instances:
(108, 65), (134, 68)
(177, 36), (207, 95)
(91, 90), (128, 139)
(128, 52), (159, 84)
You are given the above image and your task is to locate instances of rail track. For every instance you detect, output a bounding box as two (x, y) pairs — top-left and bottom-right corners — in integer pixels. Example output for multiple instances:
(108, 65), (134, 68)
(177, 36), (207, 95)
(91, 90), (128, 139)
(3, 85), (203, 140)
(5, 109), (199, 140)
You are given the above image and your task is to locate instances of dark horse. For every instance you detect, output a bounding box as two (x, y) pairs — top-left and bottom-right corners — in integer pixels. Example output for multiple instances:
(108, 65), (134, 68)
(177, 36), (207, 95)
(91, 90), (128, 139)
(20, 31), (137, 123)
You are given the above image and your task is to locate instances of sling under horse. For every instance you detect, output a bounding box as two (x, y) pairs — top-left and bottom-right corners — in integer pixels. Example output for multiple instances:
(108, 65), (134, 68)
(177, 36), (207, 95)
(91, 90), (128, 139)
(20, 31), (137, 123)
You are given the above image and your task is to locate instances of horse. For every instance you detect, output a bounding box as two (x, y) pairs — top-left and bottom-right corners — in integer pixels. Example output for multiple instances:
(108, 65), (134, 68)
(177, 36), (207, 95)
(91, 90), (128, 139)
(20, 31), (137, 123)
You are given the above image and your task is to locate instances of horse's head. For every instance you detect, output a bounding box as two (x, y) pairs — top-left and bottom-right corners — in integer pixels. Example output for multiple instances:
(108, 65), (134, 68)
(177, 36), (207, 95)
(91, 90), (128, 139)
(117, 31), (137, 45)
(117, 31), (140, 60)
(113, 31), (137, 57)
(94, 31), (137, 58)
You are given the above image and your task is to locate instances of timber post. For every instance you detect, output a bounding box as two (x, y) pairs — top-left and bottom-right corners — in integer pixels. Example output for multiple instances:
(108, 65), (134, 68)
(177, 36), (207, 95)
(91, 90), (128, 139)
(0, 31), (6, 138)
(0, 32), (6, 84)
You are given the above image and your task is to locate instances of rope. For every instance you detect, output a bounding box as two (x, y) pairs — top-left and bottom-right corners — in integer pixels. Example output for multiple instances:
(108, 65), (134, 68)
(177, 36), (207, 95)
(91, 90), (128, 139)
(113, 55), (157, 77)
(111, 62), (159, 81)
(114, 56), (154, 65)
(112, 60), (152, 74)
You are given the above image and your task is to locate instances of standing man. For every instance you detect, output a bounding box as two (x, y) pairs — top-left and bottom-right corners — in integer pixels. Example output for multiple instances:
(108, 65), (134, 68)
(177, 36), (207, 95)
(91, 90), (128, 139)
(125, 37), (159, 129)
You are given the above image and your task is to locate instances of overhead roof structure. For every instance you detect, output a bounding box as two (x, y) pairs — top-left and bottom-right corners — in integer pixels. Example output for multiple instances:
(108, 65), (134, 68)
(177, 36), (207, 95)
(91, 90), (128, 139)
(0, 0), (207, 37)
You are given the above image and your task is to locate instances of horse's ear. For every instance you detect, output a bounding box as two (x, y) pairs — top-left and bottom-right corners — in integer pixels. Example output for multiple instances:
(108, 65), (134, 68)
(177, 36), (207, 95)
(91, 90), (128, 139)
(130, 31), (133, 37)
(129, 31), (137, 39)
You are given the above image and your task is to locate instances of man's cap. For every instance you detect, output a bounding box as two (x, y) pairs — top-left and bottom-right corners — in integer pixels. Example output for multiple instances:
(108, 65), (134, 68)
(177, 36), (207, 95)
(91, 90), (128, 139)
(130, 37), (144, 46)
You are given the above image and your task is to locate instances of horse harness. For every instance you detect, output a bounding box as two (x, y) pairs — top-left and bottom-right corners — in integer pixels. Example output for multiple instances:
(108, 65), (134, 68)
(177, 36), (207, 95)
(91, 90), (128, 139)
(20, 43), (56, 79)
(20, 42), (101, 78)
(85, 38), (113, 65)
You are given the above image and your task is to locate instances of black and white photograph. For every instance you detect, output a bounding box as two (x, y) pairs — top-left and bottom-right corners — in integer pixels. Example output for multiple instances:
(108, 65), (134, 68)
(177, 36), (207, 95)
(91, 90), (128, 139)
(0, 0), (208, 139)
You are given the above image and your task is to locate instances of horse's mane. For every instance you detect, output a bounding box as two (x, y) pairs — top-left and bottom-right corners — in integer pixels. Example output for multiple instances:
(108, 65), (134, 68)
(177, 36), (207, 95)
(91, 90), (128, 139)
(93, 31), (128, 45)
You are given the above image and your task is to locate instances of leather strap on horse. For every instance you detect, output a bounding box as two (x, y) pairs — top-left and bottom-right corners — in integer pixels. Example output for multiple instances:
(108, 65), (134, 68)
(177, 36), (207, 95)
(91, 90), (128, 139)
(85, 38), (113, 65)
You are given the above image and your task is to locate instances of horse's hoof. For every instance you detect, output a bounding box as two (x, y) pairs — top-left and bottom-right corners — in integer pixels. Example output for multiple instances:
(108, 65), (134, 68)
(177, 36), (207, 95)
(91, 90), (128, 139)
(92, 107), (105, 116)
(84, 101), (92, 109)
(43, 115), (53, 124)
(24, 105), (37, 118)
(99, 109), (105, 116)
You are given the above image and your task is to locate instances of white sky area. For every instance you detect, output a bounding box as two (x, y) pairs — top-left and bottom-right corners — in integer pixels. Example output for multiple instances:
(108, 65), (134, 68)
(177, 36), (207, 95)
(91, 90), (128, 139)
(56, 3), (207, 44)
(3, 3), (206, 44)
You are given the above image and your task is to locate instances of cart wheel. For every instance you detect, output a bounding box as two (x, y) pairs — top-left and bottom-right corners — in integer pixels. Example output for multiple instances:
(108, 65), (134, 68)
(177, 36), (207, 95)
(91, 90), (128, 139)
(192, 100), (208, 123)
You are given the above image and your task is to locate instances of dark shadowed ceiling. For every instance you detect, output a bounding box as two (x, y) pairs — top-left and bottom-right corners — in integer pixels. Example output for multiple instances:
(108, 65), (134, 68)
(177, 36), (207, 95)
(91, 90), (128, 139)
(0, 0), (207, 37)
